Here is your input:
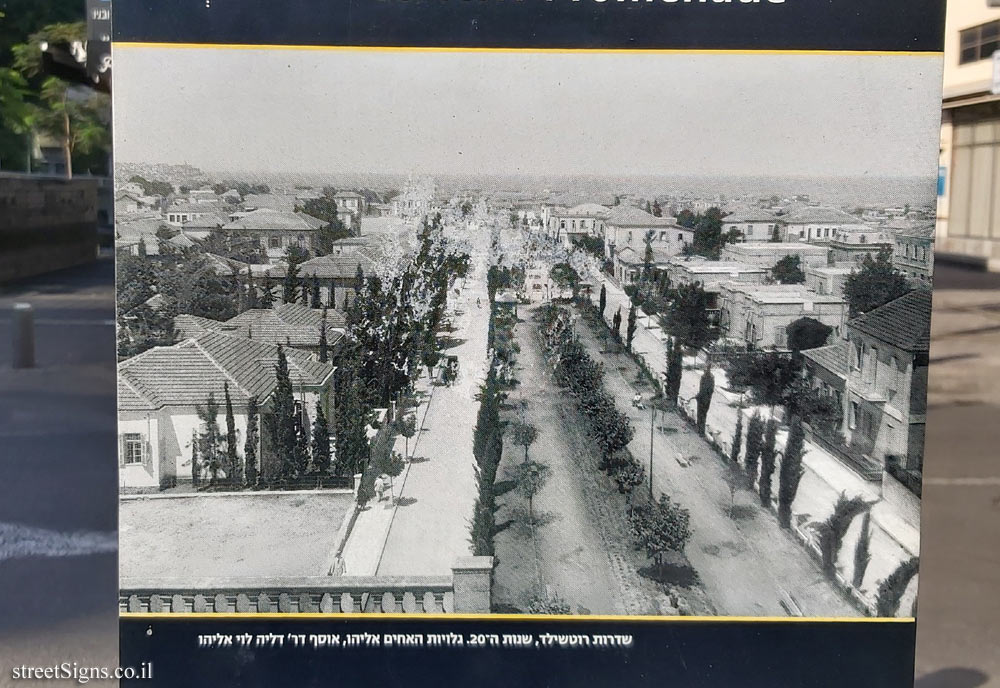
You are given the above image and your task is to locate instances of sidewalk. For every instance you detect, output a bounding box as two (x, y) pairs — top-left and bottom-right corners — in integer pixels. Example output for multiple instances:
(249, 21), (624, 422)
(376, 253), (492, 576)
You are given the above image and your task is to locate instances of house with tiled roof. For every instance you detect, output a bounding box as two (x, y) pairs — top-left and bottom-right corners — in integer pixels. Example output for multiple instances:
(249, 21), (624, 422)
(221, 209), (325, 262)
(269, 251), (378, 311)
(163, 201), (226, 227)
(778, 206), (869, 243)
(173, 303), (347, 356)
(118, 331), (336, 491)
(722, 207), (780, 242)
(842, 289), (930, 473)
(604, 206), (692, 272)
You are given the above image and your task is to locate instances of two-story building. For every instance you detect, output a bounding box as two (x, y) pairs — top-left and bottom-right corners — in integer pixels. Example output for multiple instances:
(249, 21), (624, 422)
(221, 209), (325, 262)
(604, 205), (689, 262)
(842, 289), (930, 471)
(893, 223), (936, 284)
(827, 227), (895, 263)
(718, 283), (847, 350)
(118, 330), (336, 491)
(547, 203), (610, 247)
(935, 0), (1000, 269)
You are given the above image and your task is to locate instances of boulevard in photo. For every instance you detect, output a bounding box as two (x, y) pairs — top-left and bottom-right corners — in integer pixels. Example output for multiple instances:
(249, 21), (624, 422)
(113, 47), (938, 617)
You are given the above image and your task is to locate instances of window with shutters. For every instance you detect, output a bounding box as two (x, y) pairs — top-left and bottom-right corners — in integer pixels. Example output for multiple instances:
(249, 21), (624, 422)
(124, 433), (145, 465)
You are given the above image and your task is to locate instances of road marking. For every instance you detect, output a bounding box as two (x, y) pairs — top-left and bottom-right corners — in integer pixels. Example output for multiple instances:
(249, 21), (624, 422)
(923, 477), (1000, 487)
(0, 523), (116, 563)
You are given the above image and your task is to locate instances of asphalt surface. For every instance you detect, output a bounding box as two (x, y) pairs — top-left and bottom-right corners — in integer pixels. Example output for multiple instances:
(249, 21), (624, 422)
(0, 257), (118, 677)
(0, 257), (997, 686)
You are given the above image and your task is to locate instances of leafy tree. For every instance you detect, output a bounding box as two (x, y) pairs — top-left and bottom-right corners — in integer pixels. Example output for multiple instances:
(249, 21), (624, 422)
(517, 459), (550, 525)
(744, 413), (764, 481)
(298, 194), (351, 254)
(663, 282), (713, 350)
(725, 352), (798, 409)
(508, 421), (538, 464)
(772, 255), (805, 284)
(549, 262), (580, 298)
(626, 304), (637, 352)
(770, 225), (782, 242)
(599, 283), (607, 318)
(843, 248), (910, 317)
(651, 199), (662, 217)
(852, 512), (873, 589)
(730, 411), (743, 464)
(223, 382), (240, 486)
(786, 317), (833, 352)
(663, 336), (684, 406)
(629, 494), (692, 568)
(642, 231), (655, 281)
(778, 418), (806, 528)
(13, 22), (110, 177)
(244, 396), (259, 488)
(311, 400), (331, 475)
(875, 557), (919, 618)
(817, 493), (870, 576)
(333, 366), (371, 477)
(758, 419), (777, 506)
(396, 413), (418, 457)
(696, 366), (715, 435)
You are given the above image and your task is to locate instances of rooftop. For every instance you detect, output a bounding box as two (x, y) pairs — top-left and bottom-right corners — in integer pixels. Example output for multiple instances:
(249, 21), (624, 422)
(848, 289), (931, 352)
(672, 259), (766, 275)
(119, 330), (335, 410)
(723, 208), (779, 224)
(222, 209), (325, 232)
(782, 206), (867, 226)
(271, 251), (378, 280)
(801, 342), (849, 378)
(606, 205), (676, 228)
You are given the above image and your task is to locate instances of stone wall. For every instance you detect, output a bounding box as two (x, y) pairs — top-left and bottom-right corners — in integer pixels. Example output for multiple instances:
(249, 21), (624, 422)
(0, 174), (98, 282)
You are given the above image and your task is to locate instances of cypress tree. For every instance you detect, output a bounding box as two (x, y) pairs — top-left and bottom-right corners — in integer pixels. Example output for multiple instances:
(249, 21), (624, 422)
(190, 429), (200, 487)
(729, 410), (743, 464)
(696, 366), (715, 435)
(612, 307), (622, 341)
(282, 259), (301, 304)
(260, 273), (275, 308)
(626, 304), (637, 352)
(311, 399), (331, 475)
(196, 393), (222, 485)
(244, 396), (259, 488)
(223, 382), (240, 486)
(310, 273), (321, 308)
(328, 281), (336, 309)
(270, 345), (298, 479)
(319, 309), (329, 363)
(599, 283), (607, 318)
(758, 419), (778, 507)
(852, 512), (872, 589)
(778, 417), (806, 528)
(744, 413), (764, 482)
(246, 268), (258, 309)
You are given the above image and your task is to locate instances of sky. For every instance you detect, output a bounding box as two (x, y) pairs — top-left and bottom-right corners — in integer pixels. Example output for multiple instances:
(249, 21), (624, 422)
(113, 47), (943, 179)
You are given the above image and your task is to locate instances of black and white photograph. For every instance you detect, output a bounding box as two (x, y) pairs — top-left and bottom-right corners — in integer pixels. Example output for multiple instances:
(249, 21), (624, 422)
(113, 47), (940, 618)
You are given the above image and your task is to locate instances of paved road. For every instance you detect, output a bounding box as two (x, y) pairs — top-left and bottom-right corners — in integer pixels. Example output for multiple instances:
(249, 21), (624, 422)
(0, 258), (118, 675)
(375, 225), (492, 577)
(914, 263), (1000, 687)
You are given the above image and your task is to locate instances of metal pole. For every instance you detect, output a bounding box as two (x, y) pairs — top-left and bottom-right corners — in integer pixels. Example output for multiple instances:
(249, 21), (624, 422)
(12, 303), (35, 369)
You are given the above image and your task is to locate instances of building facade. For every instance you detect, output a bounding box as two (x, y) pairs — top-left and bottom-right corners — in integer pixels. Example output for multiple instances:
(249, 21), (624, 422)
(718, 283), (847, 350)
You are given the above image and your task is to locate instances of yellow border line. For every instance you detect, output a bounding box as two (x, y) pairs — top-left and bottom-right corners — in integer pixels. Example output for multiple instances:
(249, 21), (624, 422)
(112, 42), (941, 57)
(121, 612), (914, 623)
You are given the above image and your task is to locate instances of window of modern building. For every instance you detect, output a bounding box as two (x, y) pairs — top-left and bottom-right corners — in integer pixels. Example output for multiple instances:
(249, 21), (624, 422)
(959, 21), (1000, 64)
